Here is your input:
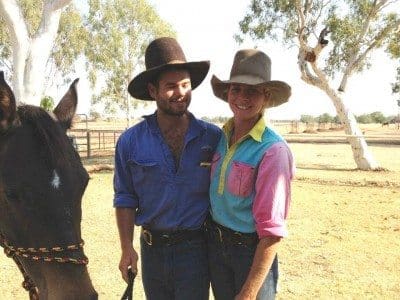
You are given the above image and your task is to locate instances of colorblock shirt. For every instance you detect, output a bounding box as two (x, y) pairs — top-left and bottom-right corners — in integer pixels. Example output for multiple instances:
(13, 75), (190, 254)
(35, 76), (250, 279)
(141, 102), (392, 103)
(113, 112), (221, 231)
(209, 117), (295, 238)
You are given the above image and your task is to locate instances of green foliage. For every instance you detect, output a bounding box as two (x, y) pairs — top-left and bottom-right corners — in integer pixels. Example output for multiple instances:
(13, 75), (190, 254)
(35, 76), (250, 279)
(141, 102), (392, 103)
(369, 111), (386, 123)
(40, 95), (54, 111)
(316, 113), (334, 124)
(0, 1), (86, 83)
(237, 1), (400, 78)
(356, 113), (373, 124)
(237, 1), (298, 46)
(89, 109), (101, 121)
(85, 0), (176, 115)
(332, 115), (341, 124)
(300, 114), (315, 123)
(392, 66), (400, 100)
(52, 5), (89, 80)
(356, 111), (390, 124)
(201, 116), (230, 124)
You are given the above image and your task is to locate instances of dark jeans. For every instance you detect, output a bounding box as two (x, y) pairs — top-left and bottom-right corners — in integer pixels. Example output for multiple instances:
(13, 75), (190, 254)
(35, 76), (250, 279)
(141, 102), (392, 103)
(208, 237), (279, 300)
(140, 236), (209, 300)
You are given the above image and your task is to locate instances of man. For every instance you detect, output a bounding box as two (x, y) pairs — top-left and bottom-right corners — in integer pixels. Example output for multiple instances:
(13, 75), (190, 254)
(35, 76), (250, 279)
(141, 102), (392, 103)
(114, 37), (221, 300)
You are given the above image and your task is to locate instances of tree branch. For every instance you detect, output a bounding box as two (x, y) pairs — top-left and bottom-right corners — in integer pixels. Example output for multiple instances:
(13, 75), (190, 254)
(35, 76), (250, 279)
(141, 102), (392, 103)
(339, 17), (400, 94)
(0, 0), (29, 46)
(298, 47), (320, 86)
(47, 0), (73, 12)
(295, 0), (307, 49)
(338, 1), (379, 91)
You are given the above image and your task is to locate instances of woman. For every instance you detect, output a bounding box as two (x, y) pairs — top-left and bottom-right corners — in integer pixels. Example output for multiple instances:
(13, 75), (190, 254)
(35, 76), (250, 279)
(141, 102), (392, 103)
(207, 49), (295, 300)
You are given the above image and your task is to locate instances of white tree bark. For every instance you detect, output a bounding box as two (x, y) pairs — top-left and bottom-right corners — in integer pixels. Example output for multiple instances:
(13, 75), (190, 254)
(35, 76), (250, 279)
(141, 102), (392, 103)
(295, 1), (383, 170)
(298, 47), (380, 170)
(0, 0), (72, 105)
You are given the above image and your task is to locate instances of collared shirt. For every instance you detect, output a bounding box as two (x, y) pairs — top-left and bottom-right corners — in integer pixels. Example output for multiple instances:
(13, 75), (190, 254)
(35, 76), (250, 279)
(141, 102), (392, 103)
(113, 112), (221, 231)
(209, 117), (295, 238)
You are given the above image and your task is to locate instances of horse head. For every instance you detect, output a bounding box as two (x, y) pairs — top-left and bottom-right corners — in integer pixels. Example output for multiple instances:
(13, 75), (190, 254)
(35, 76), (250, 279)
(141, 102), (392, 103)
(0, 72), (97, 299)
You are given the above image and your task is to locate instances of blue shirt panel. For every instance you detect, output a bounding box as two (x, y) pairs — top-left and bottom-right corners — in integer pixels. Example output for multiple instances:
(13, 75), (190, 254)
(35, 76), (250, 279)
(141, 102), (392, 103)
(114, 112), (221, 231)
(210, 126), (283, 233)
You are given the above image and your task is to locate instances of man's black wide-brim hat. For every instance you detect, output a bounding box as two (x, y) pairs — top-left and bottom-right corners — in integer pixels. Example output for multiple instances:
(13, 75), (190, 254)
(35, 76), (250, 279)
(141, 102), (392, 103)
(128, 37), (210, 100)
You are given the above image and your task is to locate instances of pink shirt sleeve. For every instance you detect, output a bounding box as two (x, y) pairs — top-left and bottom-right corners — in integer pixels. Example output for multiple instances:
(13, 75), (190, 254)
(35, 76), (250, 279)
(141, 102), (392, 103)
(253, 142), (295, 238)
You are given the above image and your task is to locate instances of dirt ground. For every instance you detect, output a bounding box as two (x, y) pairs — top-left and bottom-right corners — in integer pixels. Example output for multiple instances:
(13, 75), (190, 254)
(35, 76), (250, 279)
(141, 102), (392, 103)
(1, 142), (399, 299)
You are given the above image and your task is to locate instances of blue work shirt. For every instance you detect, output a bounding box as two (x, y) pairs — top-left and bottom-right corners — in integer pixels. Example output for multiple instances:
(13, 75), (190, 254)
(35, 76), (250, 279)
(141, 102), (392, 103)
(113, 112), (222, 231)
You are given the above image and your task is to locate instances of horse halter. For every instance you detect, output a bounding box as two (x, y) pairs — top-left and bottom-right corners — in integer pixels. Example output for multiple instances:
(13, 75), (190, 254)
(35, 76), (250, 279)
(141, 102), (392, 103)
(0, 231), (88, 300)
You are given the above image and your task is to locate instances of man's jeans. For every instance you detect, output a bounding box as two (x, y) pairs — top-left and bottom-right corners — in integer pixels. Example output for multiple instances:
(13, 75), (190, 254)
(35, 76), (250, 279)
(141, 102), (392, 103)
(208, 238), (279, 300)
(140, 236), (209, 300)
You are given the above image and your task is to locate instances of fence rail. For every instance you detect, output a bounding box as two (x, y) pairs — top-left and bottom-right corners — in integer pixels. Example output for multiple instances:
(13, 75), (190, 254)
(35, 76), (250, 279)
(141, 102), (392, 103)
(68, 129), (123, 158)
(68, 127), (400, 158)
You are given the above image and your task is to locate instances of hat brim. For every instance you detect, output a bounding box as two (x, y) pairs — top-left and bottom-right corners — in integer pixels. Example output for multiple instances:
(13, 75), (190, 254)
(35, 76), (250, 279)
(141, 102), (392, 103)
(211, 75), (291, 108)
(128, 61), (210, 100)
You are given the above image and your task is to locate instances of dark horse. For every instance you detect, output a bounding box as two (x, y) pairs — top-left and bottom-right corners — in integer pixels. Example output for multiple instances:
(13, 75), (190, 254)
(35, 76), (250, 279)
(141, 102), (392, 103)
(0, 72), (97, 299)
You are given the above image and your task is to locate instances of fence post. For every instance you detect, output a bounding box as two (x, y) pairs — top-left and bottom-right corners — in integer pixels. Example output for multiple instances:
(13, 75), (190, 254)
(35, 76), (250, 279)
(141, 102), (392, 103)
(86, 130), (91, 158)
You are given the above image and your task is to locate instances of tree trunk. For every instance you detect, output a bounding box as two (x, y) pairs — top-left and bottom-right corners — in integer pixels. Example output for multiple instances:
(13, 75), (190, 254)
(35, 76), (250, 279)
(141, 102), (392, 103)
(0, 0), (72, 105)
(298, 48), (380, 170)
(323, 88), (380, 170)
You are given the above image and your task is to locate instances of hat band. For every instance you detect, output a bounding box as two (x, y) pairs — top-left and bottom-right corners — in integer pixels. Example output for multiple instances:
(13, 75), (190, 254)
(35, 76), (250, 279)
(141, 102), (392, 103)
(167, 59), (187, 64)
(229, 74), (267, 85)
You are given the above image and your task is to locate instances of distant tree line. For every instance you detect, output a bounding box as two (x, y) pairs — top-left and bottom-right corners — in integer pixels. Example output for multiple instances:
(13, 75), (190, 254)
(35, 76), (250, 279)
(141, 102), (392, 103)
(300, 112), (399, 124)
(201, 116), (231, 124)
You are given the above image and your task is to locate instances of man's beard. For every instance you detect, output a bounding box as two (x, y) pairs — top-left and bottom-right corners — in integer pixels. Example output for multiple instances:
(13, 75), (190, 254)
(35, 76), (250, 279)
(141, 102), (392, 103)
(156, 95), (191, 116)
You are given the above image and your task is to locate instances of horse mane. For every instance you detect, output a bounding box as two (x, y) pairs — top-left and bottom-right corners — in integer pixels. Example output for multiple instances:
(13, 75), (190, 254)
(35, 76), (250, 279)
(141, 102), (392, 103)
(17, 105), (75, 169)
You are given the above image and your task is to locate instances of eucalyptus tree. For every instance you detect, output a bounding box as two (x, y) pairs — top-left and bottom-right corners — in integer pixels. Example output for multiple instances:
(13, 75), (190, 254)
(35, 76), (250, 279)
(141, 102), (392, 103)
(85, 0), (175, 124)
(0, 0), (86, 105)
(237, 0), (400, 170)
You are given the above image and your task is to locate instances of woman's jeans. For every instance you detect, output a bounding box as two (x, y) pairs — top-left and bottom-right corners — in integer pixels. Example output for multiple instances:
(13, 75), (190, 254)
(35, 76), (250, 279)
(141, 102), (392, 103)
(208, 237), (279, 300)
(140, 236), (209, 300)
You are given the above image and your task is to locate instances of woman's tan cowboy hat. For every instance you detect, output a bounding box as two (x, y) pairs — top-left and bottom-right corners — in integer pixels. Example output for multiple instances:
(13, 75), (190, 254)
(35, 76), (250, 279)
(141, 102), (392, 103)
(211, 49), (291, 107)
(128, 37), (210, 100)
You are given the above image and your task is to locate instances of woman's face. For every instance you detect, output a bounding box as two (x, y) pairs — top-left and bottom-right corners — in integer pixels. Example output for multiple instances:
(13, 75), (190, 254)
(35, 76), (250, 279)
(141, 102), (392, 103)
(227, 83), (267, 123)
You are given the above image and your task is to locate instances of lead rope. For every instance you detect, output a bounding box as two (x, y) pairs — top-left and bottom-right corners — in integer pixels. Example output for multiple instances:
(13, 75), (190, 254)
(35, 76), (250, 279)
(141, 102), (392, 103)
(0, 231), (88, 300)
(120, 268), (136, 300)
(0, 232), (39, 299)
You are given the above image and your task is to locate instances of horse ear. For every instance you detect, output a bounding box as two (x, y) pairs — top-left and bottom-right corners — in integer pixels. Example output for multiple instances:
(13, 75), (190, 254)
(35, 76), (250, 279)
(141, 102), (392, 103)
(0, 71), (17, 130)
(53, 78), (79, 130)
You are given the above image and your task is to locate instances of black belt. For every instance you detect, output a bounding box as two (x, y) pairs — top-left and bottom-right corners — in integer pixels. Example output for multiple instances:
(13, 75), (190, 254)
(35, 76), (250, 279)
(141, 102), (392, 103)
(141, 227), (204, 246)
(205, 218), (259, 247)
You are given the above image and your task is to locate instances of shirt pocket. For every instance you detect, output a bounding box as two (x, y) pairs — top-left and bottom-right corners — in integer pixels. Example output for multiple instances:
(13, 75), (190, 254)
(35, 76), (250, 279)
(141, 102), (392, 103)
(227, 161), (255, 198)
(127, 159), (161, 194)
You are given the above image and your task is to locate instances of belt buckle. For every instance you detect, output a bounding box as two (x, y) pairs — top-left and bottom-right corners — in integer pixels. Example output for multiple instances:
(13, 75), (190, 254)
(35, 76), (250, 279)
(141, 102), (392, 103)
(142, 229), (153, 246)
(162, 233), (172, 246)
(234, 231), (243, 245)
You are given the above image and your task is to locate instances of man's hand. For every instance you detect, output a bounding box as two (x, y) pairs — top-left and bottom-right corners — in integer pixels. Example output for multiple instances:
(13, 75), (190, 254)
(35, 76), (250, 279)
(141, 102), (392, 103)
(116, 207), (137, 283)
(119, 246), (139, 283)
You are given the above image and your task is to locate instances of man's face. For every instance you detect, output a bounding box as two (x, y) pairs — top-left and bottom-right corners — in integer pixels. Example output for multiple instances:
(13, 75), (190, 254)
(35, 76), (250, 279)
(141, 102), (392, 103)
(148, 69), (192, 116)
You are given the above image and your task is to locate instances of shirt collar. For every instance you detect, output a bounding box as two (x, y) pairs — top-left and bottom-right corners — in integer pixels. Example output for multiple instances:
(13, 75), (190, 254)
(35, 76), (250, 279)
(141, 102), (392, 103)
(144, 111), (205, 137)
(222, 116), (265, 143)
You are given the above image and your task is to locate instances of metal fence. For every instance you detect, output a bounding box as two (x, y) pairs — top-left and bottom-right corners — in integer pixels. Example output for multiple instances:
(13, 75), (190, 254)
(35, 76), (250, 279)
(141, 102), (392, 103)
(68, 121), (400, 158)
(68, 129), (123, 158)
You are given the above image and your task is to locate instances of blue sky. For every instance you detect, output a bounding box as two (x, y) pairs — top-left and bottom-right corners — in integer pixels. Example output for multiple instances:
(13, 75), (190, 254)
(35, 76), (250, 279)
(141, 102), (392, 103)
(73, 0), (399, 120)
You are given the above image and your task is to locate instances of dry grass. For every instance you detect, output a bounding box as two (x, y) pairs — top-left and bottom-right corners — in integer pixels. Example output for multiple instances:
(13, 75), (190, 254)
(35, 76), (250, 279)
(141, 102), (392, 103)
(1, 142), (399, 299)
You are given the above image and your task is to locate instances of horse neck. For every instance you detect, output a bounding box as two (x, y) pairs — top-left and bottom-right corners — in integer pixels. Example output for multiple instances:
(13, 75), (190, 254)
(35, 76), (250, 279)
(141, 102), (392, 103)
(22, 261), (98, 300)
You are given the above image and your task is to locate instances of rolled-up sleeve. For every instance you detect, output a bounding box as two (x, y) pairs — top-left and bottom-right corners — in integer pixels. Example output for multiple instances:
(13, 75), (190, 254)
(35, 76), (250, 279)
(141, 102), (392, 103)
(253, 142), (295, 238)
(113, 136), (138, 208)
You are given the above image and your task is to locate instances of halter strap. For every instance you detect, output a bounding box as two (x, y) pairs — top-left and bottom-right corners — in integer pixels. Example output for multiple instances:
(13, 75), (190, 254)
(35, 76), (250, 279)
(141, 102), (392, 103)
(0, 231), (88, 300)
